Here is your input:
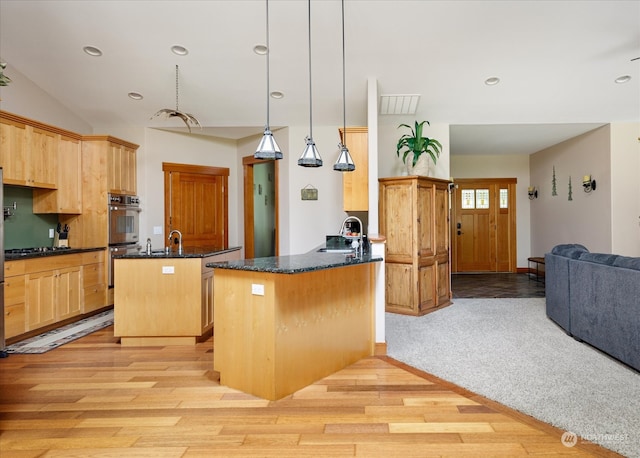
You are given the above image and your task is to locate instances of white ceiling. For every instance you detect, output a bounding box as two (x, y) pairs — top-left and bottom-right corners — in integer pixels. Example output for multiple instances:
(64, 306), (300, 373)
(0, 0), (638, 155)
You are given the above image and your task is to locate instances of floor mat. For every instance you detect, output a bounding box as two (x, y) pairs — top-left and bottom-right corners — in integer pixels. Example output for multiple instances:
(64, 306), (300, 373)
(5, 309), (114, 354)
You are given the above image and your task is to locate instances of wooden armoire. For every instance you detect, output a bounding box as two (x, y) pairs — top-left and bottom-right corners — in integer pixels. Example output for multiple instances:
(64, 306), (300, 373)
(379, 176), (452, 316)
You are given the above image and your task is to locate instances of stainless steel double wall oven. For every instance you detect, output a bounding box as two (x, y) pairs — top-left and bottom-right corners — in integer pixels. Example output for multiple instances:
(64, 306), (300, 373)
(108, 193), (141, 287)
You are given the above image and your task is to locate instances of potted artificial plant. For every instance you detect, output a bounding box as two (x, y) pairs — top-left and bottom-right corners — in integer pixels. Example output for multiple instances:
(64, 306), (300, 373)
(396, 120), (442, 176)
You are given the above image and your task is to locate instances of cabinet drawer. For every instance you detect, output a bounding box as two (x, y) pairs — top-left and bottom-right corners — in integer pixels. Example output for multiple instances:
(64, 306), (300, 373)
(83, 263), (104, 287)
(5, 261), (26, 277)
(25, 254), (83, 274)
(82, 251), (105, 264)
(84, 284), (107, 312)
(5, 275), (26, 306)
(5, 303), (26, 339)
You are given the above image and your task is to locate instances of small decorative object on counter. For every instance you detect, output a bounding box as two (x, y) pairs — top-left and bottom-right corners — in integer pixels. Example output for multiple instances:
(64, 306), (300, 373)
(146, 238), (152, 255)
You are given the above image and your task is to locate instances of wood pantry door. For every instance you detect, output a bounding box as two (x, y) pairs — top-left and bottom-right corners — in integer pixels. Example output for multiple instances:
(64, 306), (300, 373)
(163, 163), (229, 249)
(451, 178), (517, 273)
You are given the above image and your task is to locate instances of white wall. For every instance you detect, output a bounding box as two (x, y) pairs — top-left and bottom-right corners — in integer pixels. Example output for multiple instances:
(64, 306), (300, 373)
(136, 128), (241, 250)
(0, 63), (92, 134)
(610, 123), (640, 256)
(529, 126), (612, 255)
(450, 154), (531, 267)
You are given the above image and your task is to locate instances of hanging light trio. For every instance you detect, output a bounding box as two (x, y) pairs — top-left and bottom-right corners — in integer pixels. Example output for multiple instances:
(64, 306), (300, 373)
(255, 0), (355, 172)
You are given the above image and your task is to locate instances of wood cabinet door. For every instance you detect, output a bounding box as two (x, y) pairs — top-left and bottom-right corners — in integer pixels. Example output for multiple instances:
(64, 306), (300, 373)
(56, 266), (82, 320)
(108, 143), (137, 195)
(340, 127), (368, 212)
(381, 182), (414, 263)
(27, 270), (57, 330)
(0, 117), (28, 185)
(28, 126), (58, 188)
(201, 270), (214, 333)
(56, 135), (83, 213)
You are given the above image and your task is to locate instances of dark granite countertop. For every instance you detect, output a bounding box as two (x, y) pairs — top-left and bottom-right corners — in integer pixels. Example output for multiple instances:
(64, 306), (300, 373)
(206, 251), (382, 274)
(115, 246), (241, 259)
(4, 246), (106, 261)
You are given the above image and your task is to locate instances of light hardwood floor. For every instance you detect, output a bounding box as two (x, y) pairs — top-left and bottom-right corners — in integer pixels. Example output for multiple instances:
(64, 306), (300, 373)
(0, 325), (620, 457)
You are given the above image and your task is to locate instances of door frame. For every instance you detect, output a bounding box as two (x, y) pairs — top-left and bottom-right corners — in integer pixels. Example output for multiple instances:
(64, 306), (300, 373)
(242, 155), (279, 259)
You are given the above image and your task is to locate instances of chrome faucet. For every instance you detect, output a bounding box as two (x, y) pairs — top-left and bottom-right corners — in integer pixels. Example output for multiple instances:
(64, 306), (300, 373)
(339, 216), (364, 258)
(168, 229), (183, 255)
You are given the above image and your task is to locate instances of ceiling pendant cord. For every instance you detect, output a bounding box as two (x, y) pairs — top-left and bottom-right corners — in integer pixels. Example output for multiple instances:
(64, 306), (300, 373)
(175, 64), (180, 112)
(255, 0), (282, 160)
(334, 0), (355, 172)
(298, 0), (322, 167)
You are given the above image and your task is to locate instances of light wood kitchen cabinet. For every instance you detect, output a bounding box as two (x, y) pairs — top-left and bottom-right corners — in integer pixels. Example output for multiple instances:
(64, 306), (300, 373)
(379, 176), (451, 316)
(28, 126), (58, 188)
(0, 115), (58, 188)
(24, 254), (84, 331)
(33, 134), (83, 214)
(0, 115), (28, 184)
(108, 142), (137, 195)
(339, 127), (368, 212)
(82, 250), (107, 313)
(4, 261), (26, 339)
(0, 110), (83, 190)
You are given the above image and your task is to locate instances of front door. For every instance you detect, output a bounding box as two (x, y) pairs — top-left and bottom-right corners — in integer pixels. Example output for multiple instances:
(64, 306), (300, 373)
(452, 178), (517, 273)
(163, 162), (229, 250)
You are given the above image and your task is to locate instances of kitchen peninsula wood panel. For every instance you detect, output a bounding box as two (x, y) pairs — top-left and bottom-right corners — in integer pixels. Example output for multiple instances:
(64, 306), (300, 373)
(213, 262), (375, 401)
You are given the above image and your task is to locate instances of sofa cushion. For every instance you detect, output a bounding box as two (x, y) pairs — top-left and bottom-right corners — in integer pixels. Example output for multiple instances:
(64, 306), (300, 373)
(578, 252), (619, 265)
(551, 243), (589, 258)
(613, 256), (640, 271)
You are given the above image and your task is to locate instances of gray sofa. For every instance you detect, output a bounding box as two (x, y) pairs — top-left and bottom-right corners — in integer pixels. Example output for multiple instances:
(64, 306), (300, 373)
(545, 244), (640, 371)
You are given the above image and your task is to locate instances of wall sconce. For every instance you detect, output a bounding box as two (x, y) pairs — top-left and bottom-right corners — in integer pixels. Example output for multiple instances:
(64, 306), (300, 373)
(528, 186), (538, 200)
(582, 175), (596, 193)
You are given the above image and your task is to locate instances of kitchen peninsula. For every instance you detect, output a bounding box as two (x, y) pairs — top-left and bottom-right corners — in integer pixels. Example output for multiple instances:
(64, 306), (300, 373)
(208, 250), (382, 401)
(113, 246), (241, 346)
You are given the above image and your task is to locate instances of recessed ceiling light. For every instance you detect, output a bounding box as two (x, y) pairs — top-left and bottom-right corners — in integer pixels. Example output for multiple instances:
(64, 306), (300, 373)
(83, 46), (102, 57)
(614, 75), (631, 84)
(484, 77), (500, 86)
(171, 45), (189, 56)
(128, 92), (144, 100)
(254, 44), (268, 55)
(270, 91), (284, 99)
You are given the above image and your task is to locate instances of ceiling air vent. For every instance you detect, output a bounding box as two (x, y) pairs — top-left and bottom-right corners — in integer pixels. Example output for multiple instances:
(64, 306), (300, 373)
(379, 94), (420, 115)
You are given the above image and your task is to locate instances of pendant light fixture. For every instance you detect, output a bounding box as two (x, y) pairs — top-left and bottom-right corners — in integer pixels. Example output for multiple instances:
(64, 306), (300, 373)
(255, 0), (282, 160)
(333, 0), (355, 172)
(298, 0), (323, 167)
(151, 64), (201, 133)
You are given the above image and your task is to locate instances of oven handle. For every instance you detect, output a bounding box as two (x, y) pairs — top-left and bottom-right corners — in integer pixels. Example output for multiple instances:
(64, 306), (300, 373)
(109, 206), (142, 212)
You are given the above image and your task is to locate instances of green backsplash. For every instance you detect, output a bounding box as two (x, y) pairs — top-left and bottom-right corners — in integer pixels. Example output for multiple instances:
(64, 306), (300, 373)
(3, 186), (59, 249)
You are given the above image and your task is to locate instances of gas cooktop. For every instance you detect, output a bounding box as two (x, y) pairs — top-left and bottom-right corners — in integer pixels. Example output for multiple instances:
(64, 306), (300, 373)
(4, 246), (71, 256)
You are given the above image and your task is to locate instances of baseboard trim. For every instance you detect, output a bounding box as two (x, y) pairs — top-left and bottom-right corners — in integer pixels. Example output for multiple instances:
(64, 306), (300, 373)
(374, 342), (387, 356)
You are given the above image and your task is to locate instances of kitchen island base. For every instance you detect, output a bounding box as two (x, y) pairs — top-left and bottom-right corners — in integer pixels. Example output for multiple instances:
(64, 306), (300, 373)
(114, 248), (241, 346)
(213, 263), (375, 401)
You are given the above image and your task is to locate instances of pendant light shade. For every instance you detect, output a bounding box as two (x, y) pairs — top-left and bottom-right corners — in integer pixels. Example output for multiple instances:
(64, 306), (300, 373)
(298, 136), (323, 167)
(333, 0), (355, 172)
(333, 143), (355, 171)
(255, 0), (282, 160)
(255, 128), (282, 160)
(298, 0), (322, 167)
